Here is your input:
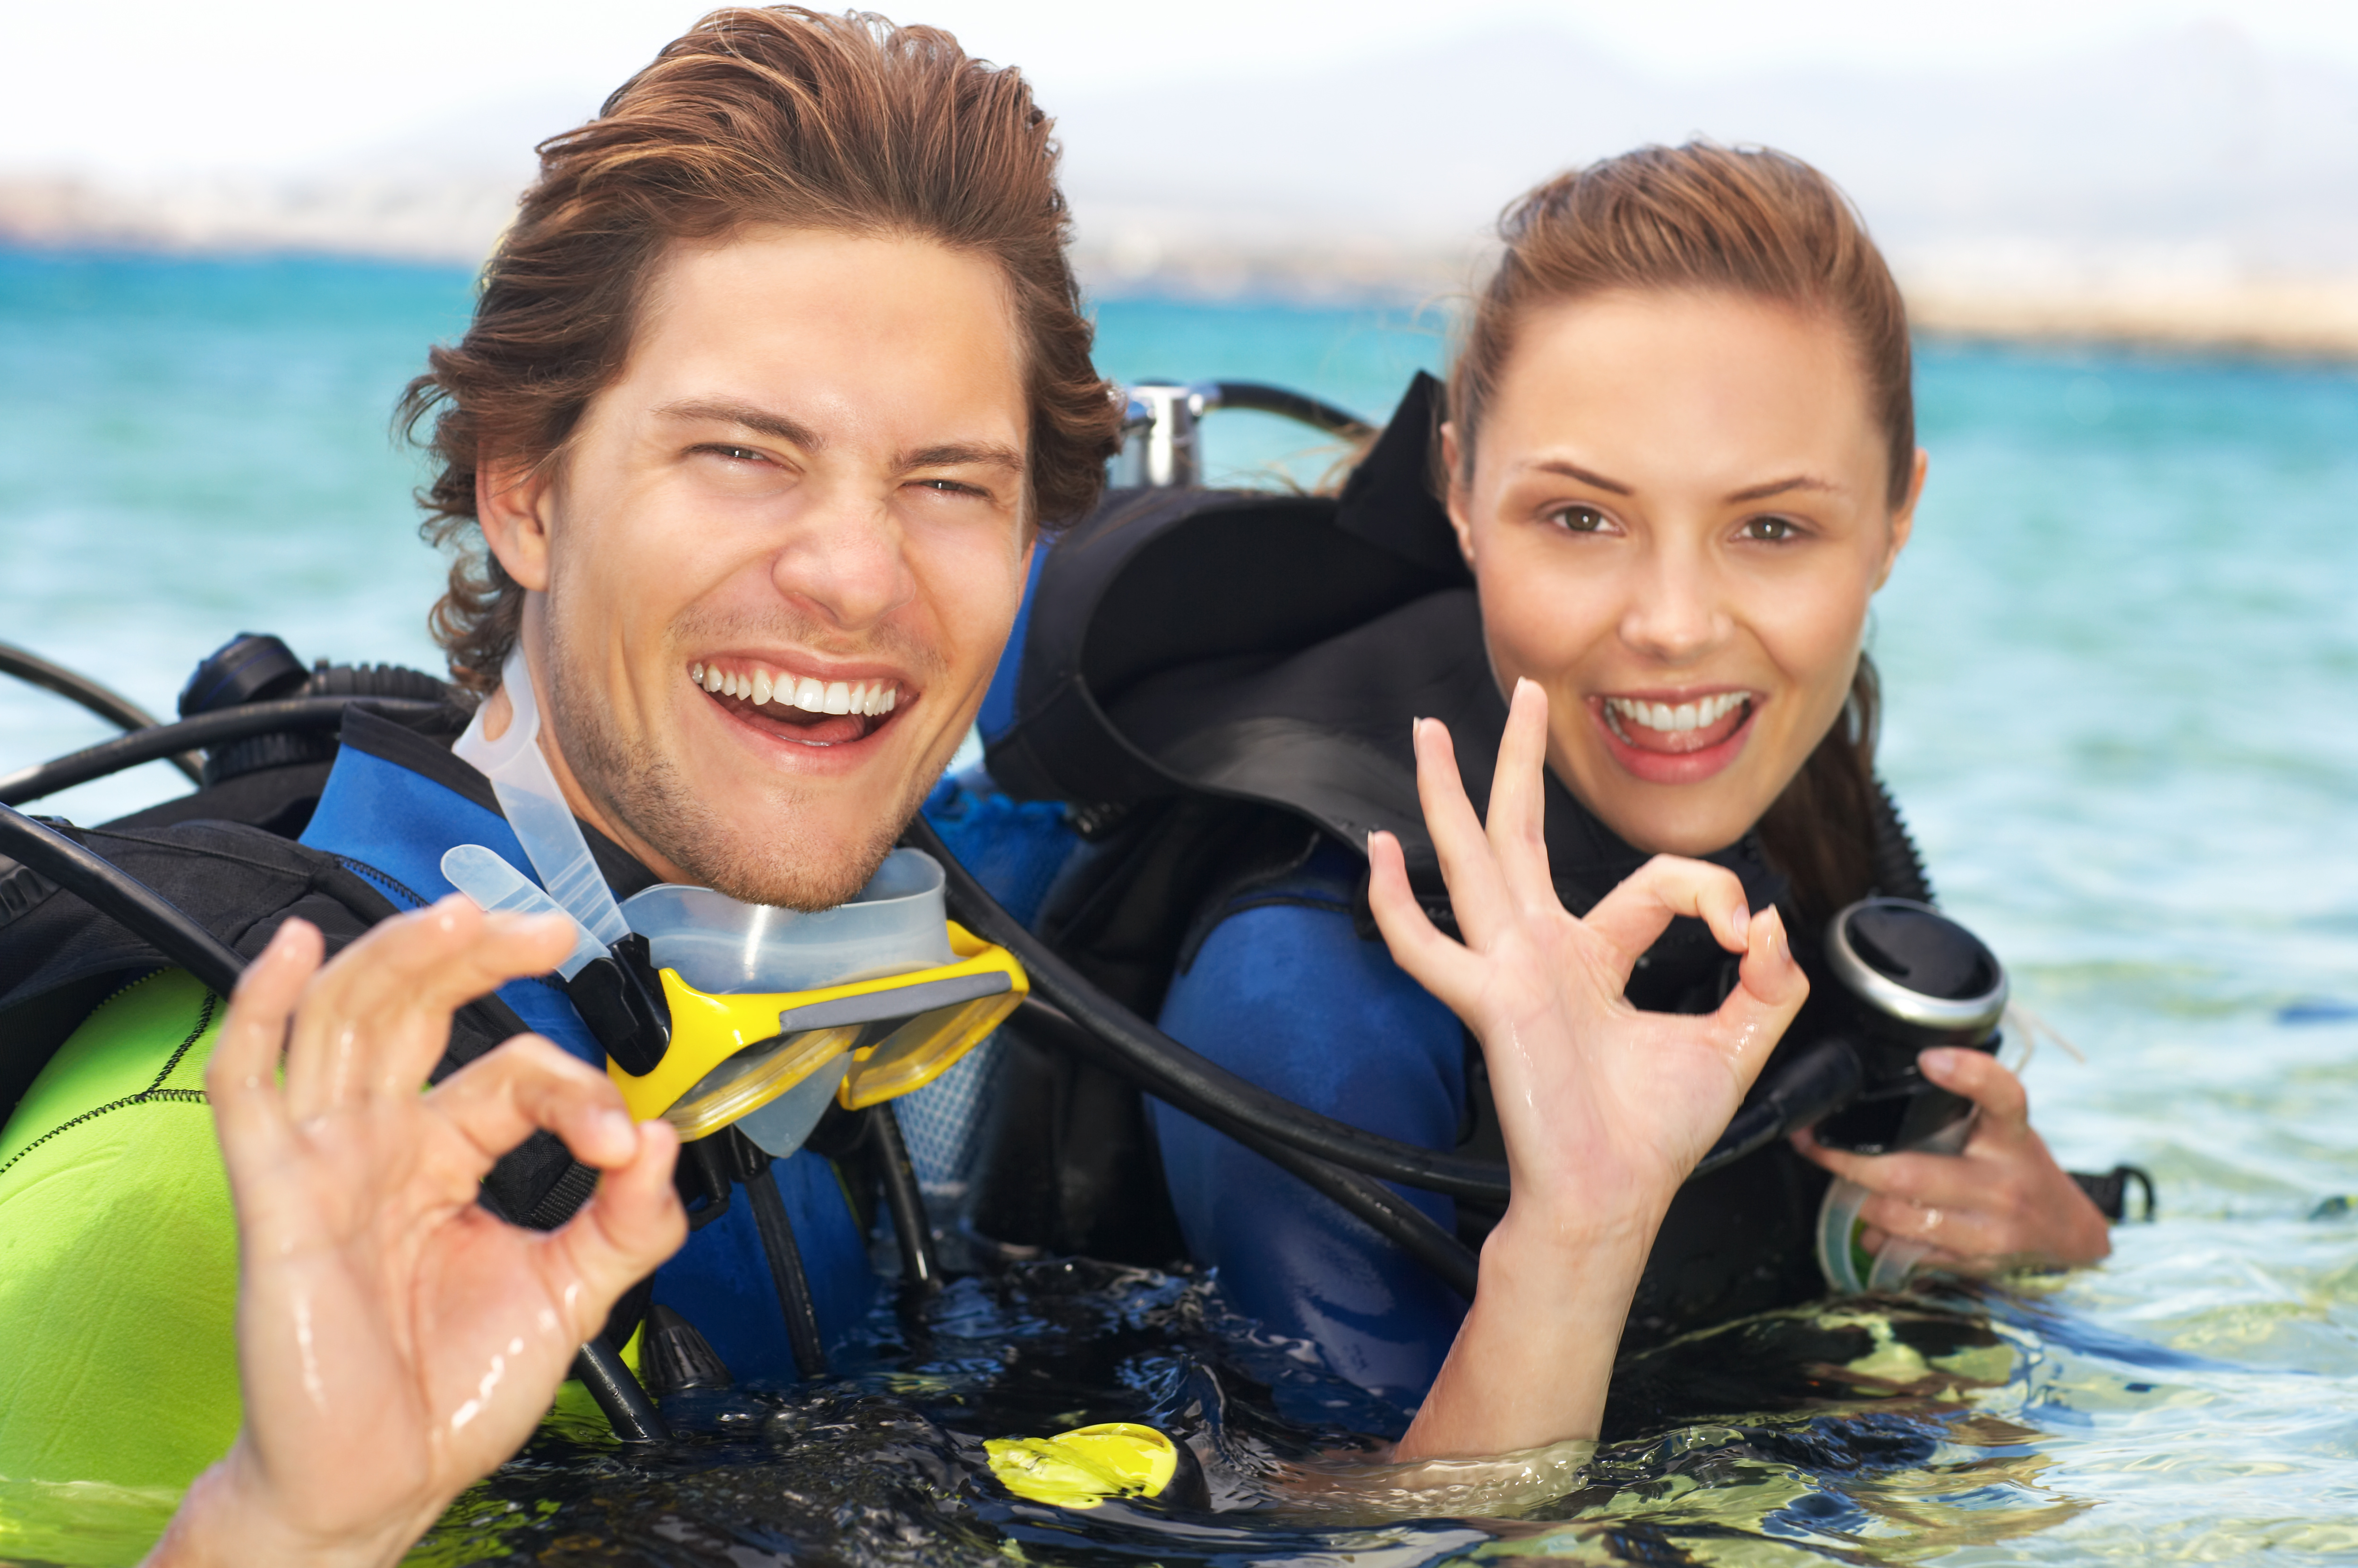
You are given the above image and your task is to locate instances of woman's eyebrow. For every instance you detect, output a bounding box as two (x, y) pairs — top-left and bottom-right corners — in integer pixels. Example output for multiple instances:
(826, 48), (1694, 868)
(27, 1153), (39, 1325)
(1726, 474), (1839, 503)
(1528, 459), (1632, 494)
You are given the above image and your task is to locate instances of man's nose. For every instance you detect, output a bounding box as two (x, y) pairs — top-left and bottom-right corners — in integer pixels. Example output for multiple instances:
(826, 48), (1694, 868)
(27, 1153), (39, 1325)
(1618, 542), (1731, 664)
(771, 492), (915, 631)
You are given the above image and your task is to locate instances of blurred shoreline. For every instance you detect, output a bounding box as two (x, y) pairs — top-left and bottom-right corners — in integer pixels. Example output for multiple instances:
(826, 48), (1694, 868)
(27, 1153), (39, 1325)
(9, 171), (2358, 362)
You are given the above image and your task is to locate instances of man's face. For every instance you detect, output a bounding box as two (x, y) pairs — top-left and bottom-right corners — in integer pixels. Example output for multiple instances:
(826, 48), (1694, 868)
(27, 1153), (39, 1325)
(483, 228), (1034, 908)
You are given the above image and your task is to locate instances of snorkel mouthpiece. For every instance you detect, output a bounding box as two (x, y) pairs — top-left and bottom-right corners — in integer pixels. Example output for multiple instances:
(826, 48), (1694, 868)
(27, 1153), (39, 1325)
(563, 933), (672, 1079)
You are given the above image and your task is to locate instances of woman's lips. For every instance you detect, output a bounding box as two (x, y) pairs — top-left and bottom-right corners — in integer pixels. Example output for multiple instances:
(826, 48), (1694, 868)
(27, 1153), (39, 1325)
(1589, 692), (1758, 785)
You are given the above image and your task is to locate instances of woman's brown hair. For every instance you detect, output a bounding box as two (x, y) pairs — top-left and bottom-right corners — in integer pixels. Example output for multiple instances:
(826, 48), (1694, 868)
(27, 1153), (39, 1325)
(1447, 141), (1914, 918)
(399, 7), (1121, 691)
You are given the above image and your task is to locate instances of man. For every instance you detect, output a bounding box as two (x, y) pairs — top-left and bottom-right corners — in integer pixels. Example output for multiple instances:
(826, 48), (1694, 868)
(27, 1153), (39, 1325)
(0, 2), (1119, 1546)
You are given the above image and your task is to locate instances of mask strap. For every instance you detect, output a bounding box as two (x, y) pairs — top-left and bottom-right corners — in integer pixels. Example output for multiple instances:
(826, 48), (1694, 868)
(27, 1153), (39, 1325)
(452, 640), (632, 946)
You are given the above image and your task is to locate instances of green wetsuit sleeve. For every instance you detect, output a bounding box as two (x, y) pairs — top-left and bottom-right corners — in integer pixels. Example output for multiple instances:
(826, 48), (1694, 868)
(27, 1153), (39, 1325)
(0, 969), (241, 1491)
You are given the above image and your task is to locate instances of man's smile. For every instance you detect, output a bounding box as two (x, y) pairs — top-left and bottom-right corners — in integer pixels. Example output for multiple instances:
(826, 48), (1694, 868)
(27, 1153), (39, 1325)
(689, 657), (909, 748)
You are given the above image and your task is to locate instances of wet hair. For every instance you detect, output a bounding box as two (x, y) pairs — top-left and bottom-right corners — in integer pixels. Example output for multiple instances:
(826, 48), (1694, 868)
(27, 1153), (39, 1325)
(1447, 141), (1914, 917)
(400, 6), (1121, 691)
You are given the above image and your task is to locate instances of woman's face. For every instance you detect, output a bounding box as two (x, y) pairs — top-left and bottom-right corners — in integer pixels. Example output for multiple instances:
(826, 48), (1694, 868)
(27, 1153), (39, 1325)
(1445, 289), (1924, 858)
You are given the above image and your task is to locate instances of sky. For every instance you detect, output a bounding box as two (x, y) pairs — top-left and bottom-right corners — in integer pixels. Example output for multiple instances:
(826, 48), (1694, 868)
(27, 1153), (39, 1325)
(8, 0), (2358, 178)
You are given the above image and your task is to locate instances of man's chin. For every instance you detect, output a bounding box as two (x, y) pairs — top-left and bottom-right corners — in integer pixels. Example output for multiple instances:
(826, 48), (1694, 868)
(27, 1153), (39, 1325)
(656, 806), (914, 912)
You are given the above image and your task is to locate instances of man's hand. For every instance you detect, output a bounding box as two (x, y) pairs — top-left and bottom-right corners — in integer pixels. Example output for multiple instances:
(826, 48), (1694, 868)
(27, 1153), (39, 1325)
(146, 899), (687, 1568)
(1793, 1046), (2110, 1273)
(1366, 680), (1808, 1461)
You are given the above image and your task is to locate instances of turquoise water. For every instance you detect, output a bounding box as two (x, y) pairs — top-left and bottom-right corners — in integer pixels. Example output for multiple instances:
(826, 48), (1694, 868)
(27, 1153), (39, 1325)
(3, 249), (2356, 1564)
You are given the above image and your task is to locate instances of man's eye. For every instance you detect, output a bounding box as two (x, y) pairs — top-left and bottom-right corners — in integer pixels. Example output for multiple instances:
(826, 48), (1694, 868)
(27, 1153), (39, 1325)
(699, 444), (767, 465)
(1548, 504), (1611, 534)
(1742, 515), (1801, 542)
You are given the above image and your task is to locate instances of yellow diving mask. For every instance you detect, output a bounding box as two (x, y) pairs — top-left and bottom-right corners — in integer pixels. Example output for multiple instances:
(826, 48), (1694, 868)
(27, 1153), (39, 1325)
(617, 918), (1025, 1143)
(608, 850), (1024, 1155)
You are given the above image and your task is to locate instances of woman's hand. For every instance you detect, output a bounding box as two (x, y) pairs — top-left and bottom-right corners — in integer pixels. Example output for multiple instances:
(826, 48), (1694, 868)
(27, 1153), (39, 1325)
(145, 899), (687, 1568)
(1792, 1046), (2110, 1273)
(1367, 680), (1808, 1461)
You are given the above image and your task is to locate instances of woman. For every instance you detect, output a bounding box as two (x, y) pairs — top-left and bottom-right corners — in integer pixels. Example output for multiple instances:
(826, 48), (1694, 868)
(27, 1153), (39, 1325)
(967, 141), (2112, 1425)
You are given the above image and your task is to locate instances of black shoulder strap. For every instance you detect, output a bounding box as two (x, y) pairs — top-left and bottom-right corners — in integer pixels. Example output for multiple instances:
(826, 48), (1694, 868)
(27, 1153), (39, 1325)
(0, 817), (592, 1228)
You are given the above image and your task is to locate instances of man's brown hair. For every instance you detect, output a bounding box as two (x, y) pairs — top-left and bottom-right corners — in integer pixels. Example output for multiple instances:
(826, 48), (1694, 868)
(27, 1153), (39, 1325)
(1446, 143), (1916, 916)
(400, 6), (1121, 690)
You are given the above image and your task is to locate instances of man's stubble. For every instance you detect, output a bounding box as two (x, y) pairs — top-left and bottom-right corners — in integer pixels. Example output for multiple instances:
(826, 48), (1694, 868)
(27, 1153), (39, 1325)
(542, 599), (946, 912)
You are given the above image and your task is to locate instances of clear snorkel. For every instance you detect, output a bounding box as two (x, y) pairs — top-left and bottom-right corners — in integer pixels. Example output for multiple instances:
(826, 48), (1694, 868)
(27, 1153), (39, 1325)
(446, 643), (1023, 1162)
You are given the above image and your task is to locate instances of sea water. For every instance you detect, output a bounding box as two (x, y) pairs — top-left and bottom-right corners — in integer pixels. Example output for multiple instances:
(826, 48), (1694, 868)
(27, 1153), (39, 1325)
(2, 249), (2355, 1565)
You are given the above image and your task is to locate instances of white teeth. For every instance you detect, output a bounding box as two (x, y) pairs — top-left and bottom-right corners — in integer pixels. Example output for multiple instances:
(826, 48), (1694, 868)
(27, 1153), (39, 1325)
(699, 663), (900, 719)
(1608, 693), (1747, 732)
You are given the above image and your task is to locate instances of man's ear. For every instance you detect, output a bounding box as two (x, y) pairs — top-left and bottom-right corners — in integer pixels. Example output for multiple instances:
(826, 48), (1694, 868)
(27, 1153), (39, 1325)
(1439, 421), (1477, 569)
(1873, 446), (1929, 591)
(476, 454), (557, 592)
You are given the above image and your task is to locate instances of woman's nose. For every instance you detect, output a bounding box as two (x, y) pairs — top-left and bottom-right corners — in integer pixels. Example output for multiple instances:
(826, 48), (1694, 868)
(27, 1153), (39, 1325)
(1617, 549), (1731, 665)
(770, 495), (916, 631)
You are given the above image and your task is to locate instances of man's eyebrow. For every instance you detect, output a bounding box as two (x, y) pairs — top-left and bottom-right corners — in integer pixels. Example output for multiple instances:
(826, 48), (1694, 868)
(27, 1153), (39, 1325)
(1726, 474), (1839, 503)
(900, 442), (1025, 474)
(1527, 459), (1632, 495)
(653, 399), (823, 450)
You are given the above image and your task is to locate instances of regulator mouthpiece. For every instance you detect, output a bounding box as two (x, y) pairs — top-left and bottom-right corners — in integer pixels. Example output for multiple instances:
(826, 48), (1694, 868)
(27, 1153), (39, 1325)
(1811, 897), (2008, 1156)
(1811, 898), (2011, 1294)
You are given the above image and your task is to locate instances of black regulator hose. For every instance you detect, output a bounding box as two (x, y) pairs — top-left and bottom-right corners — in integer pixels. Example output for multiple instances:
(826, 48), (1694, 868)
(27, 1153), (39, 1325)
(1689, 1036), (1866, 1179)
(905, 815), (1514, 1207)
(1205, 381), (1377, 441)
(0, 803), (248, 995)
(0, 696), (445, 806)
(1011, 997), (1480, 1298)
(914, 813), (1856, 1218)
(0, 800), (669, 1443)
(0, 640), (204, 784)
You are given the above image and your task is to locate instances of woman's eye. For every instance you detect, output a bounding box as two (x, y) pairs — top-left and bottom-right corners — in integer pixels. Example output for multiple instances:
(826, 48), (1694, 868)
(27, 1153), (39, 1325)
(1741, 515), (1801, 542)
(1548, 504), (1611, 534)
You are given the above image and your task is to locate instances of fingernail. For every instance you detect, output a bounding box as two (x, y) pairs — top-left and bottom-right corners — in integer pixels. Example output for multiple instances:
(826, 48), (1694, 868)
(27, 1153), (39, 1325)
(598, 1108), (635, 1145)
(1730, 903), (1751, 944)
(1921, 1048), (1958, 1077)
